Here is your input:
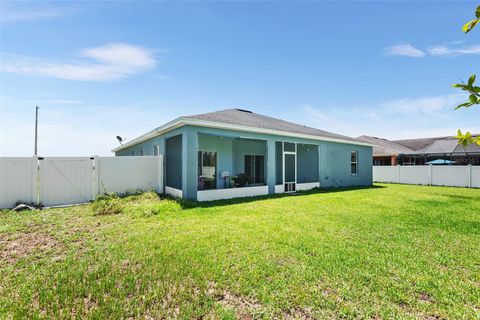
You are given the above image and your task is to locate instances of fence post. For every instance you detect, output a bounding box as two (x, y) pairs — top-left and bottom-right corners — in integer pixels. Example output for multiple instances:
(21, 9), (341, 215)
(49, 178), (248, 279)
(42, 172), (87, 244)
(429, 164), (432, 186)
(32, 155), (39, 206)
(93, 155), (99, 198)
(468, 164), (472, 188)
(397, 165), (401, 183)
(158, 154), (164, 194)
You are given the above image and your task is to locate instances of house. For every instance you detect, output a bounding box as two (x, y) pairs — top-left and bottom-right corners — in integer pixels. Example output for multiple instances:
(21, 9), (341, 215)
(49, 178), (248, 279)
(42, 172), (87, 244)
(356, 135), (413, 166)
(113, 109), (373, 201)
(358, 135), (480, 166)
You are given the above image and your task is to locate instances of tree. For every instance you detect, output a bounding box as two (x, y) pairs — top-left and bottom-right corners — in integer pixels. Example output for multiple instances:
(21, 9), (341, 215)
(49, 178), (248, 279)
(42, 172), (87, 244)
(452, 4), (480, 146)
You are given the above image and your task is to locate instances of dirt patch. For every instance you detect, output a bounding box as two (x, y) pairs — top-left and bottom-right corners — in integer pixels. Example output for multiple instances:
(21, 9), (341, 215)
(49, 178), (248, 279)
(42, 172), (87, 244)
(284, 307), (316, 320)
(0, 231), (63, 265)
(207, 282), (262, 319)
(419, 292), (433, 303)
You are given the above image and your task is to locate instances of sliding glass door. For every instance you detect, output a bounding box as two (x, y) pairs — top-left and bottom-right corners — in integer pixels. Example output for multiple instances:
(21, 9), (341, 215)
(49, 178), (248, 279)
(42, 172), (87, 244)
(244, 155), (265, 185)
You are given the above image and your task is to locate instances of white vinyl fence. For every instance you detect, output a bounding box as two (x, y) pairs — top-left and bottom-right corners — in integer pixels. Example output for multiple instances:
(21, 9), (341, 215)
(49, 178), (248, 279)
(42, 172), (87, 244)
(373, 165), (479, 188)
(0, 156), (163, 208)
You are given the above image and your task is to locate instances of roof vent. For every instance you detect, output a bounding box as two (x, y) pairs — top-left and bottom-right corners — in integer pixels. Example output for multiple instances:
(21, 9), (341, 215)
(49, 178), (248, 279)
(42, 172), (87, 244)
(235, 108), (252, 113)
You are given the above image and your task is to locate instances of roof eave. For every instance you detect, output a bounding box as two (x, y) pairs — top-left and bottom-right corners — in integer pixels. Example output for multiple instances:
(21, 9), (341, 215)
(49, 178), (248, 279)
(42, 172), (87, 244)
(112, 118), (375, 152)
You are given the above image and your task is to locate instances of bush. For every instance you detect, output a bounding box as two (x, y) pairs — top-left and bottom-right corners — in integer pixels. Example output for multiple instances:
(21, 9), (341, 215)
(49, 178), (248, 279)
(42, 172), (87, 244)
(95, 192), (118, 201)
(92, 198), (124, 216)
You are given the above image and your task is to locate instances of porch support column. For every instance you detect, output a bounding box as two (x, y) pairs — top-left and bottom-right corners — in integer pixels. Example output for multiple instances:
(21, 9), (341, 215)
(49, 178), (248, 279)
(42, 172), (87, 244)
(182, 128), (198, 200)
(318, 144), (322, 187)
(391, 155), (397, 166)
(267, 139), (276, 194)
(158, 138), (166, 193)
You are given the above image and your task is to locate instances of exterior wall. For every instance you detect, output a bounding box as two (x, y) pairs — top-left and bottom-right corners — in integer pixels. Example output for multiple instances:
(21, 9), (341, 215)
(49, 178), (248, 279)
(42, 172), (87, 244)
(318, 140), (372, 188)
(391, 155), (397, 166)
(297, 144), (319, 183)
(116, 125), (373, 200)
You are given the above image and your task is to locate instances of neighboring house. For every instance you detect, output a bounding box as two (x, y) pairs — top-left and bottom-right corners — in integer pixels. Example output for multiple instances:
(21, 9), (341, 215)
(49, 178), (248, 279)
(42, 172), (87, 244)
(113, 109), (373, 201)
(356, 136), (413, 166)
(359, 135), (480, 166)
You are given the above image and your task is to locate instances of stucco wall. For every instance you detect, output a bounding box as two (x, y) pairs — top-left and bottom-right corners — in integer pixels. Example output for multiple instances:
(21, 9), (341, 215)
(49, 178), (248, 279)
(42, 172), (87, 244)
(297, 144), (319, 184)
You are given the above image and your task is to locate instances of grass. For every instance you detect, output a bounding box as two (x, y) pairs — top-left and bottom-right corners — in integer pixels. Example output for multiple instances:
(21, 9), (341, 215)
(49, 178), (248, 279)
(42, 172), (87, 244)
(0, 184), (479, 319)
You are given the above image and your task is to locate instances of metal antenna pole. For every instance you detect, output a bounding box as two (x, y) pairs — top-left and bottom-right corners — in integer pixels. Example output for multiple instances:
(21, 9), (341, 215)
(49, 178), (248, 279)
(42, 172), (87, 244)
(34, 106), (39, 156)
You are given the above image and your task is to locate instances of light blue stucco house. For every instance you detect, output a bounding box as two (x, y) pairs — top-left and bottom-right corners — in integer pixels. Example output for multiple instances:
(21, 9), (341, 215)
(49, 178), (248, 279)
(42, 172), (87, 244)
(113, 109), (373, 201)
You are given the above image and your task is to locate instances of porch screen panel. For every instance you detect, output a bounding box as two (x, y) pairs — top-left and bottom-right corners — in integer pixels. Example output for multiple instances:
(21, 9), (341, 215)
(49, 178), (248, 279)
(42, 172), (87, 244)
(244, 155), (265, 184)
(198, 151), (217, 190)
(297, 144), (319, 183)
(284, 142), (295, 152)
(285, 154), (295, 182)
(275, 141), (283, 184)
(166, 135), (182, 189)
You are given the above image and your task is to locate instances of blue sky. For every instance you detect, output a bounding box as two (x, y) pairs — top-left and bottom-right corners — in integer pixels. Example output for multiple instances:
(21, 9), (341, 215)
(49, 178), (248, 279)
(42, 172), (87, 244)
(1, 1), (479, 156)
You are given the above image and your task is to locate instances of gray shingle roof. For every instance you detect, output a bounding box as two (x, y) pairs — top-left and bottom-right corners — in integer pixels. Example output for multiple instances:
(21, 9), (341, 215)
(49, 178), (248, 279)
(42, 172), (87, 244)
(356, 135), (414, 156)
(357, 135), (480, 156)
(394, 135), (480, 155)
(184, 108), (362, 143)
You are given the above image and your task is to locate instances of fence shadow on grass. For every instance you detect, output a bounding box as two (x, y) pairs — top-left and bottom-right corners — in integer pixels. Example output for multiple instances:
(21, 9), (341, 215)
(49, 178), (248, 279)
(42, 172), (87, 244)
(170, 185), (386, 209)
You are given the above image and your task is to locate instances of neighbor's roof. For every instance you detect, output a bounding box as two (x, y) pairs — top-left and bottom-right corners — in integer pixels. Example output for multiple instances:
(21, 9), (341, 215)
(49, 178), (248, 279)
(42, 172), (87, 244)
(113, 108), (373, 152)
(356, 135), (414, 156)
(394, 135), (480, 155)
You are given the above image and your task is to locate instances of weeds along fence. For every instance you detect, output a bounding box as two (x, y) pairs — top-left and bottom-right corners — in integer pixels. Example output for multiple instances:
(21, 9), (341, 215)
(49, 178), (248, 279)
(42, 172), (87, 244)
(373, 165), (480, 188)
(0, 156), (163, 208)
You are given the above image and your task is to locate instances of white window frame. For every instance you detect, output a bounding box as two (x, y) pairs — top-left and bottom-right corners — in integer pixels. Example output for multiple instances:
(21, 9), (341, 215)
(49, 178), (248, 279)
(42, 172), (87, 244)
(351, 151), (358, 175)
(154, 144), (160, 156)
(140, 148), (145, 156)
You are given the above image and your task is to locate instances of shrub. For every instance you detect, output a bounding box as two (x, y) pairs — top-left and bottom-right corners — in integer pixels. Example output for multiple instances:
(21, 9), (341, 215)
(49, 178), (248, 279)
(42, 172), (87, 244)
(95, 192), (118, 201)
(92, 198), (124, 216)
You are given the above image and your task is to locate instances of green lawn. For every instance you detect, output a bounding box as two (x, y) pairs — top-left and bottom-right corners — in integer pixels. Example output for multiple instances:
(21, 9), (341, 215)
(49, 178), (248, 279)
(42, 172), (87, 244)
(1, 184), (479, 319)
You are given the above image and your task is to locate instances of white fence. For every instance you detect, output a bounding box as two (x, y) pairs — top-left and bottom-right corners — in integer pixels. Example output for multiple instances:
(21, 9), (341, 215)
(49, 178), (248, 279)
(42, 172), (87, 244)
(0, 156), (163, 208)
(373, 165), (479, 188)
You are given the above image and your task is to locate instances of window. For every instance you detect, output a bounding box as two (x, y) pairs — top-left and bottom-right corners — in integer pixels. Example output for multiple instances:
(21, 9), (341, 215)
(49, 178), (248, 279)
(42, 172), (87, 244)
(403, 156), (415, 166)
(198, 151), (217, 190)
(132, 151), (135, 156)
(244, 155), (265, 185)
(140, 148), (145, 156)
(351, 151), (358, 175)
(154, 145), (160, 156)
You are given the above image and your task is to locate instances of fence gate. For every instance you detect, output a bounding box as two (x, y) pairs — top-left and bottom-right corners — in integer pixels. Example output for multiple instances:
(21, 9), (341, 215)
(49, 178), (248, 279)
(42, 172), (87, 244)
(39, 157), (94, 206)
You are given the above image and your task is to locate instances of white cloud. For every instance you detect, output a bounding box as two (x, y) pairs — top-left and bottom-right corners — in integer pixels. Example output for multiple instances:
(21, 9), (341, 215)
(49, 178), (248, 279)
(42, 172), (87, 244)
(385, 43), (426, 58)
(48, 99), (83, 105)
(0, 3), (70, 23)
(303, 104), (332, 121)
(296, 92), (478, 140)
(386, 42), (480, 58)
(427, 44), (480, 56)
(1, 43), (158, 81)
(381, 94), (465, 114)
